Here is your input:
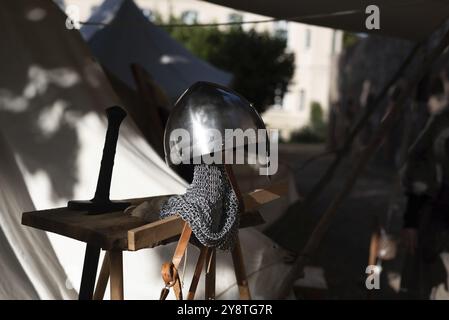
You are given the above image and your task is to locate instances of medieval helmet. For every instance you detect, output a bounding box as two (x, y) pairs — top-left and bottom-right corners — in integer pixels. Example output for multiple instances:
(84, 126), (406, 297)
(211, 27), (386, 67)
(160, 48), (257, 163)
(163, 81), (269, 167)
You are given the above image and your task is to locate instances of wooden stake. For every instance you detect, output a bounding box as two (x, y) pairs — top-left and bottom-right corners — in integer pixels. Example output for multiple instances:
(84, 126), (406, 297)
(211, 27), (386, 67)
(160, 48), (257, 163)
(109, 250), (124, 300)
(187, 246), (208, 300)
(231, 236), (251, 300)
(93, 252), (110, 300)
(205, 248), (216, 300)
(172, 223), (192, 300)
(225, 164), (252, 300)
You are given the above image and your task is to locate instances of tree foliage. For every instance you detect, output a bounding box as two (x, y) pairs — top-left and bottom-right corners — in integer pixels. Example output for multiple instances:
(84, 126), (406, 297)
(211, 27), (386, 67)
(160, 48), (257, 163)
(289, 101), (326, 143)
(310, 101), (325, 133)
(342, 32), (360, 49)
(161, 15), (295, 113)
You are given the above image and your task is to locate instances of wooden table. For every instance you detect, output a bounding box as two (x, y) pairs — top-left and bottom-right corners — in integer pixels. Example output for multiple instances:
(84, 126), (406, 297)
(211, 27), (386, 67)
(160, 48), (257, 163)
(21, 182), (287, 300)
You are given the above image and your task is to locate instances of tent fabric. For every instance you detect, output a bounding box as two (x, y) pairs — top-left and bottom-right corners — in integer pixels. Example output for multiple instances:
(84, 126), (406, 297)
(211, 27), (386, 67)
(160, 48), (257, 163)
(205, 0), (449, 41)
(0, 0), (185, 299)
(82, 0), (233, 101)
(0, 132), (76, 300)
(0, 0), (291, 299)
(102, 66), (167, 158)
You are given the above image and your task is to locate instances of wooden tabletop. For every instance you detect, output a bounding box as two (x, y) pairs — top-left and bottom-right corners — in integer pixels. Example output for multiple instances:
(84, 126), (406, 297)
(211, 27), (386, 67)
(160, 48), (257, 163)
(21, 196), (170, 250)
(21, 182), (287, 251)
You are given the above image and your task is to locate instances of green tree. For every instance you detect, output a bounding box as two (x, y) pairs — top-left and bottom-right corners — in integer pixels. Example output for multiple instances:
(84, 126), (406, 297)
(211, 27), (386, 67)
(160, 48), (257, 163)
(310, 101), (325, 133)
(289, 101), (326, 143)
(343, 32), (360, 49)
(161, 16), (295, 113)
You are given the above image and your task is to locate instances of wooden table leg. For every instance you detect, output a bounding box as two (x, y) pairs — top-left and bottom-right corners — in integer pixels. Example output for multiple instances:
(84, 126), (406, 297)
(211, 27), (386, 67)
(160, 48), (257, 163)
(79, 244), (100, 300)
(187, 246), (208, 300)
(109, 250), (124, 300)
(93, 252), (110, 300)
(172, 223), (192, 300)
(231, 236), (251, 300)
(205, 248), (216, 300)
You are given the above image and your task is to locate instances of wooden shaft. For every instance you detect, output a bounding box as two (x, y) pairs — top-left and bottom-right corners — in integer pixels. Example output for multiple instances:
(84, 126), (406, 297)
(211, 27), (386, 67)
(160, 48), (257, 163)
(172, 223), (192, 300)
(109, 250), (124, 300)
(225, 164), (251, 299)
(93, 252), (110, 300)
(187, 246), (208, 300)
(367, 229), (380, 300)
(173, 276), (183, 300)
(231, 237), (251, 300)
(159, 223), (192, 300)
(205, 248), (216, 300)
(173, 223), (192, 268)
(368, 231), (380, 267)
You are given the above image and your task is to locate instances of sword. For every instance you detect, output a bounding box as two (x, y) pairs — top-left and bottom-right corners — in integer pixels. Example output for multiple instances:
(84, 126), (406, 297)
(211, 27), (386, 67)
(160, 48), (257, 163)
(68, 105), (130, 215)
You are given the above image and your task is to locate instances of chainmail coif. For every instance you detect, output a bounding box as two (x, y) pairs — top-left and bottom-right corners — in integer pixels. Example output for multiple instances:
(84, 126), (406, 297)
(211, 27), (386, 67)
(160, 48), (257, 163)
(160, 164), (240, 250)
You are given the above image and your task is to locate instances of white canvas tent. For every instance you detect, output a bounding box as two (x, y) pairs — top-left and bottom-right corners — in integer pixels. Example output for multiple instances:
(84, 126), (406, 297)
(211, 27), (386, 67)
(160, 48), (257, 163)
(0, 131), (76, 299)
(0, 0), (291, 299)
(81, 0), (232, 101)
(205, 0), (449, 41)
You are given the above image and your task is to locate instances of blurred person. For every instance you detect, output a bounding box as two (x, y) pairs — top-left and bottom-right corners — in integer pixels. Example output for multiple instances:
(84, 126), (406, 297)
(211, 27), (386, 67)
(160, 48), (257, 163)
(400, 75), (449, 299)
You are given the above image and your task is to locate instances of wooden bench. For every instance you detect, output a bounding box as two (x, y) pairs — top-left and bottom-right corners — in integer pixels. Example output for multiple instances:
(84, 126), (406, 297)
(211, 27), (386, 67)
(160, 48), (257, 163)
(21, 181), (288, 300)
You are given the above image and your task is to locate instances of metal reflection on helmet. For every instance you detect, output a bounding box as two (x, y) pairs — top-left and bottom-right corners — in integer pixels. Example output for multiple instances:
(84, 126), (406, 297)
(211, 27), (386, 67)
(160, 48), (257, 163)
(164, 81), (269, 166)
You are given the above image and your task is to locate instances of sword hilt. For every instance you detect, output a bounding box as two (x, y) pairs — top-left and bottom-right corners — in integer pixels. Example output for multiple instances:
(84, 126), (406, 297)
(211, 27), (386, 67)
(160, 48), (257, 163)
(93, 106), (127, 202)
(67, 106), (129, 214)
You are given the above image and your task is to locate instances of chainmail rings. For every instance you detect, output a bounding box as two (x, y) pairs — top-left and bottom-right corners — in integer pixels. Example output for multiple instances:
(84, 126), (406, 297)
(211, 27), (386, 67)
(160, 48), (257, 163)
(160, 164), (240, 250)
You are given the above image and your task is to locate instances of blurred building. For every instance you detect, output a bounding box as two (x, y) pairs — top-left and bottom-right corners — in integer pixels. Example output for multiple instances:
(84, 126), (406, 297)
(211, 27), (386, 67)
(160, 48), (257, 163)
(62, 0), (343, 139)
(266, 23), (343, 139)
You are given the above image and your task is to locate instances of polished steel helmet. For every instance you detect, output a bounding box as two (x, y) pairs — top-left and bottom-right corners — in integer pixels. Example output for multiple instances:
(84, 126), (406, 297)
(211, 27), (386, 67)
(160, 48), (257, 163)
(164, 81), (269, 166)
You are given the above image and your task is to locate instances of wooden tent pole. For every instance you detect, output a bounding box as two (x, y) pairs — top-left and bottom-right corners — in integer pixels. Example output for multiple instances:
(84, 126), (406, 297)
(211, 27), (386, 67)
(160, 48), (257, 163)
(277, 26), (449, 299)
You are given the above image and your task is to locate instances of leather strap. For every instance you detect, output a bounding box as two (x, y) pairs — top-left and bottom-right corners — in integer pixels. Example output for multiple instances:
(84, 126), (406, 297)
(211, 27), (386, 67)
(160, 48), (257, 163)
(160, 222), (192, 300)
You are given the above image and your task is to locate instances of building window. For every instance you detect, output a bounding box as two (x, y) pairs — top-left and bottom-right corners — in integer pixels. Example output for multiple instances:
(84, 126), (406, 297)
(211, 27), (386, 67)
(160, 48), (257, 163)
(274, 20), (288, 40)
(228, 13), (243, 24)
(181, 10), (198, 25)
(299, 89), (306, 111)
(305, 28), (312, 49)
(142, 8), (154, 21)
